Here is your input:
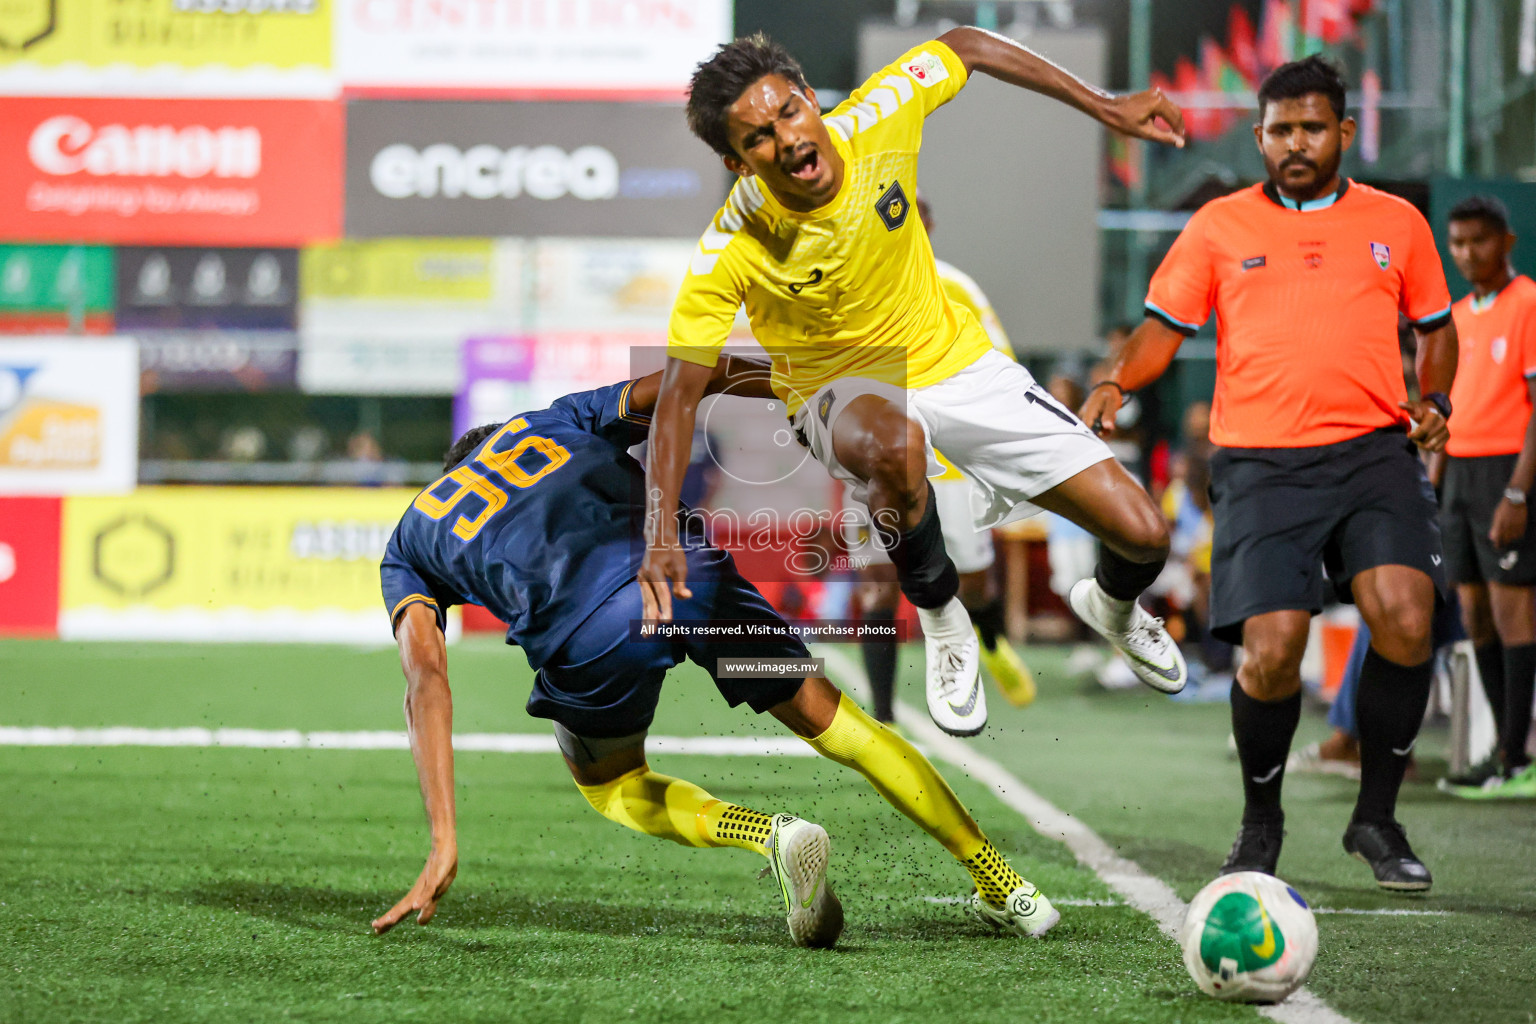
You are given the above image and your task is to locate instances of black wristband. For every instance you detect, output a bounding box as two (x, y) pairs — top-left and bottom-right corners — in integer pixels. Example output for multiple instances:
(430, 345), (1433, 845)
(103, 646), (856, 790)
(1091, 380), (1127, 395)
(1423, 391), (1452, 421)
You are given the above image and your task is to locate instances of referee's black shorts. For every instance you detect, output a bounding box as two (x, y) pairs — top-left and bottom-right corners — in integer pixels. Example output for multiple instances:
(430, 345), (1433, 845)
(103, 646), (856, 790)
(1440, 453), (1536, 587)
(1208, 427), (1446, 644)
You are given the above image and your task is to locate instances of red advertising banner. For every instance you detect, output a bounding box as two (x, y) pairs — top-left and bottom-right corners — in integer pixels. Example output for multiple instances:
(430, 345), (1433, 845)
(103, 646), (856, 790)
(0, 496), (61, 637)
(0, 98), (343, 246)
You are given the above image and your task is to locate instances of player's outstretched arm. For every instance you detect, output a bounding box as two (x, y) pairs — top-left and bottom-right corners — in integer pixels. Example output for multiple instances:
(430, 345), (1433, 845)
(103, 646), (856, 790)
(626, 355), (777, 416)
(1401, 320), (1458, 453)
(938, 26), (1186, 148)
(373, 602), (457, 935)
(1079, 316), (1185, 436)
(639, 357), (716, 620)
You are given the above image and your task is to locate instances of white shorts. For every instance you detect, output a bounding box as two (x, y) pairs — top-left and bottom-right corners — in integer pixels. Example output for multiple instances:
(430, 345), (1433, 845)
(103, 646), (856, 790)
(842, 476), (996, 574)
(792, 349), (1112, 533)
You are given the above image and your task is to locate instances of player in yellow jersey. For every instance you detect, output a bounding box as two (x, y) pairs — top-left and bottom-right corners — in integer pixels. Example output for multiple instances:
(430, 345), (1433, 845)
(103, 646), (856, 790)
(643, 28), (1190, 740)
(845, 191), (1037, 721)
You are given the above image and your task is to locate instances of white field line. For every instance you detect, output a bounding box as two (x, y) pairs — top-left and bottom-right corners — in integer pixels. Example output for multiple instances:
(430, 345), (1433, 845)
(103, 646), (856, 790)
(813, 645), (1354, 1024)
(0, 726), (817, 758)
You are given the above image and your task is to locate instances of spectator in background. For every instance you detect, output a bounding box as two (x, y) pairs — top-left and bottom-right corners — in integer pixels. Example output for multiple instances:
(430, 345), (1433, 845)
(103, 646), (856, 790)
(1436, 195), (1536, 798)
(347, 429), (387, 487)
(220, 426), (267, 462)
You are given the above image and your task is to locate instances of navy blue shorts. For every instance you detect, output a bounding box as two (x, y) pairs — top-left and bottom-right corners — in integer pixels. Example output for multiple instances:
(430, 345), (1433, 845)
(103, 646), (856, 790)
(525, 545), (810, 737)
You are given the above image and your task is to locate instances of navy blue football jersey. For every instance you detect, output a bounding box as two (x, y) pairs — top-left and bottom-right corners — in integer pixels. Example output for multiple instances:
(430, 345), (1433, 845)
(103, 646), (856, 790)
(382, 379), (673, 666)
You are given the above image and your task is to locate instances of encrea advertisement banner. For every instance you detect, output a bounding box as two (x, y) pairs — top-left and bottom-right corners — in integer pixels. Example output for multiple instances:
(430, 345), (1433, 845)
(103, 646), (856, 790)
(344, 100), (725, 237)
(0, 336), (138, 494)
(334, 0), (727, 96)
(58, 486), (444, 643)
(0, 97), (343, 245)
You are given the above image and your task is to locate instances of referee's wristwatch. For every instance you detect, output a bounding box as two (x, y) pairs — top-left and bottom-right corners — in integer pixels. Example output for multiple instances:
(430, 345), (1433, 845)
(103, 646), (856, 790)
(1504, 488), (1528, 507)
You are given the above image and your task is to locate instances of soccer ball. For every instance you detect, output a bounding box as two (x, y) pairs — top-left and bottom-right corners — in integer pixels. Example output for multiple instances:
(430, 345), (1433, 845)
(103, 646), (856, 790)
(1180, 872), (1318, 1003)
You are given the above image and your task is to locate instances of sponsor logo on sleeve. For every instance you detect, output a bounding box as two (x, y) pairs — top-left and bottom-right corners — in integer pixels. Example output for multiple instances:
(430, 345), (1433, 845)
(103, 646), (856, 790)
(901, 51), (949, 87)
(1241, 256), (1266, 271)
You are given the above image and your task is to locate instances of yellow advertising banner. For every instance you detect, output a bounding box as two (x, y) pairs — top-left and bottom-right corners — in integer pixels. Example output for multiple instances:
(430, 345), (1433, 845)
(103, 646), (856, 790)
(301, 238), (497, 302)
(60, 486), (423, 641)
(0, 0), (330, 70)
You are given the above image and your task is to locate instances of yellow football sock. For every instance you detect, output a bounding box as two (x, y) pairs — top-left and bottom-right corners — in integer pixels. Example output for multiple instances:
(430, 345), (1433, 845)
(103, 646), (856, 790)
(804, 692), (1029, 904)
(575, 765), (774, 855)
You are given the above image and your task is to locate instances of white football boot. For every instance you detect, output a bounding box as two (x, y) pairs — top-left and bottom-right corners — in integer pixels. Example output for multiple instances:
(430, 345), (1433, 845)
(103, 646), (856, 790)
(970, 884), (1061, 938)
(918, 597), (986, 736)
(764, 814), (843, 948)
(1068, 578), (1187, 694)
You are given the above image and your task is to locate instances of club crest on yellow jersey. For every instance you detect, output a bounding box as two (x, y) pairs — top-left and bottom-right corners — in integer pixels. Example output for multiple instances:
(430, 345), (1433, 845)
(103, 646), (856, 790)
(875, 181), (910, 231)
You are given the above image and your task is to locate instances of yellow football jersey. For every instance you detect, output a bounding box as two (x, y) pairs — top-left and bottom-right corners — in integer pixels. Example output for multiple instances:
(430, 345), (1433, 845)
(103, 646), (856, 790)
(667, 41), (994, 413)
(935, 258), (1013, 358)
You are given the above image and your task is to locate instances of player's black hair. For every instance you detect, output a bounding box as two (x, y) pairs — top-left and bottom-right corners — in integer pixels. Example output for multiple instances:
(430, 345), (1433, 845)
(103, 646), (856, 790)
(1448, 194), (1511, 236)
(687, 32), (810, 158)
(1257, 54), (1347, 122)
(443, 423), (500, 472)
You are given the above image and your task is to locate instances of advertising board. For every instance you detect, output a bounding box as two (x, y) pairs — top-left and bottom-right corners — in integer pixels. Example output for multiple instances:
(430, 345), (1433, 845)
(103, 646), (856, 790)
(116, 246), (298, 330)
(0, 336), (138, 494)
(58, 486), (438, 642)
(345, 100), (724, 237)
(334, 0), (727, 96)
(0, 243), (114, 333)
(0, 97), (343, 245)
(0, 496), (61, 637)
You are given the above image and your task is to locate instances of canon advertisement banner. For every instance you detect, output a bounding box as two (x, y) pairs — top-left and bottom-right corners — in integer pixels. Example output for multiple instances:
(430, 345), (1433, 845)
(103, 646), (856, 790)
(335, 0), (728, 96)
(0, 97), (343, 245)
(345, 100), (725, 238)
(116, 247), (298, 331)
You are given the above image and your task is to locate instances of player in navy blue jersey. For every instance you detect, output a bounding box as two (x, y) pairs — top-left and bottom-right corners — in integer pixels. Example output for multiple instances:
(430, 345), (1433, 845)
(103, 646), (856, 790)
(372, 361), (1062, 946)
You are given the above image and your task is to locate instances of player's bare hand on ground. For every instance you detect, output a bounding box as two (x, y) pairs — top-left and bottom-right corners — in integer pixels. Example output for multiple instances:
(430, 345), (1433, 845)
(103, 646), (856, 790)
(1400, 400), (1449, 452)
(1079, 386), (1124, 437)
(1491, 497), (1528, 549)
(373, 844), (457, 934)
(638, 545), (692, 622)
(1101, 89), (1187, 148)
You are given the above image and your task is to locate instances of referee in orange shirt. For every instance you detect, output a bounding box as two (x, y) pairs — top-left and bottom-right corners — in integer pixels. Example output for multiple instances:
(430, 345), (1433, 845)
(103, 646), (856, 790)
(1081, 56), (1458, 891)
(1438, 195), (1536, 796)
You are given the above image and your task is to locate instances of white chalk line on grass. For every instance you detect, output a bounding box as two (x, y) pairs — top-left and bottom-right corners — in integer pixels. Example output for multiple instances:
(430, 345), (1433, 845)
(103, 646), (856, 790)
(0, 726), (817, 758)
(813, 645), (1354, 1024)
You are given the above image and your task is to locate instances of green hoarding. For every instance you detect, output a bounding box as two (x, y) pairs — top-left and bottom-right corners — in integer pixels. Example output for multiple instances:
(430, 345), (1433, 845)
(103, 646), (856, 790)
(0, 244), (114, 313)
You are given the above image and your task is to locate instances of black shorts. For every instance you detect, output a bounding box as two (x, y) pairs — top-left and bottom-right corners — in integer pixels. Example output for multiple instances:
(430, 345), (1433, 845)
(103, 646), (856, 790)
(525, 545), (808, 738)
(1440, 454), (1536, 586)
(1208, 428), (1446, 644)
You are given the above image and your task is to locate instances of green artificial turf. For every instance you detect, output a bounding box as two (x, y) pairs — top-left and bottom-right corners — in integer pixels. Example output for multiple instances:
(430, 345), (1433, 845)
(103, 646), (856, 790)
(1, 639), (1532, 1023)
